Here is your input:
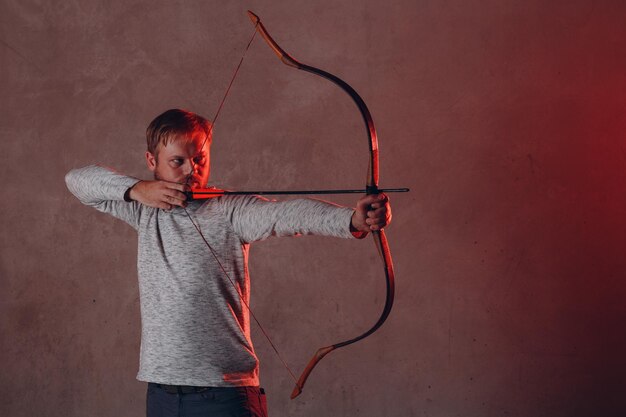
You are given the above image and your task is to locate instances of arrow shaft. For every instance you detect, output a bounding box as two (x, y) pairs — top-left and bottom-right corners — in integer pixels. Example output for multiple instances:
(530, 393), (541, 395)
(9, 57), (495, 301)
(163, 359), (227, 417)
(187, 187), (409, 199)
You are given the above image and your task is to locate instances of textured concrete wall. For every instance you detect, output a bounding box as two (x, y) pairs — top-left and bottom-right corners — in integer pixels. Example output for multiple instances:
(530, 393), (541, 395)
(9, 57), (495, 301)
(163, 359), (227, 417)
(1, 1), (625, 416)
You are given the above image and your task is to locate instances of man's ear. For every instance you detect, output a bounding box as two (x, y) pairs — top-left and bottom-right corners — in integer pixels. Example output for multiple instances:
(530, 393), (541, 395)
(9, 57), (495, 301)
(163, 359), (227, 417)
(146, 151), (157, 172)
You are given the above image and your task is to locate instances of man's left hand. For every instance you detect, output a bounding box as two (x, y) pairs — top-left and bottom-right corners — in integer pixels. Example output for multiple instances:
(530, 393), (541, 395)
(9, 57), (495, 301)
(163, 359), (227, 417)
(351, 194), (392, 235)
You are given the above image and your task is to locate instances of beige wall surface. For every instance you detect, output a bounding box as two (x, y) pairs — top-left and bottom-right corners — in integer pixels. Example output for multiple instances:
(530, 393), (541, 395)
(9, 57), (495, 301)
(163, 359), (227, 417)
(1, 1), (625, 416)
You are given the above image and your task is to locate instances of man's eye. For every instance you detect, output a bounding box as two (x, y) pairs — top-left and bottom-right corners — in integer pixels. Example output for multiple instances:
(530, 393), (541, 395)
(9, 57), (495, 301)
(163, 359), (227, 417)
(194, 156), (206, 165)
(171, 159), (183, 166)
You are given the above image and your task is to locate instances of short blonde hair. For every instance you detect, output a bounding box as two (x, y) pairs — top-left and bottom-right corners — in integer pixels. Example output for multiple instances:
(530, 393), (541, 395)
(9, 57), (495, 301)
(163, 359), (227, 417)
(146, 109), (212, 155)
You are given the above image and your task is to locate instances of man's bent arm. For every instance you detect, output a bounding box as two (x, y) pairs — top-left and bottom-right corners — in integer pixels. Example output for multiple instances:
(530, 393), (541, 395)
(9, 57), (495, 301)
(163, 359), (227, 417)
(65, 165), (142, 229)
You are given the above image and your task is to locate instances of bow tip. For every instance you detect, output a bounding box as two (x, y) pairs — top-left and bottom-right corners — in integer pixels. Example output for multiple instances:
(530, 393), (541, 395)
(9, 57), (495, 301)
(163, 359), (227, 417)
(290, 385), (302, 399)
(247, 10), (260, 24)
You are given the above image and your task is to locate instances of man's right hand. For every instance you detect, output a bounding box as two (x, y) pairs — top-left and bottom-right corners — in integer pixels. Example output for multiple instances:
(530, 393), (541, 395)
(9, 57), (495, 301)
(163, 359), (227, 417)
(127, 180), (189, 210)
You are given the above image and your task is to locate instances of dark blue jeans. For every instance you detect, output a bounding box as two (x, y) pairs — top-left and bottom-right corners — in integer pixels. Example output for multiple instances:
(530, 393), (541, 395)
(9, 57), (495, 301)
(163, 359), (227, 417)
(146, 383), (268, 417)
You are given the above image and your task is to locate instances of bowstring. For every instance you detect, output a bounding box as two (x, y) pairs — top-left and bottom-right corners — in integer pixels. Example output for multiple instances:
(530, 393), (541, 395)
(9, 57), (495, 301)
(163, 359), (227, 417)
(182, 23), (299, 386)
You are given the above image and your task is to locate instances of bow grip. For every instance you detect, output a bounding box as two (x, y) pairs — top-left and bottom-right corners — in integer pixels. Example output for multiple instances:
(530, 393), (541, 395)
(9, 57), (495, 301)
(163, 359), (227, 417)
(365, 185), (379, 195)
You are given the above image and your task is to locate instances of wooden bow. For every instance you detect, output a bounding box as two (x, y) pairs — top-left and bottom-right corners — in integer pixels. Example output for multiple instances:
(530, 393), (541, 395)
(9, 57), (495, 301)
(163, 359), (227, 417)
(185, 10), (400, 399)
(246, 11), (397, 398)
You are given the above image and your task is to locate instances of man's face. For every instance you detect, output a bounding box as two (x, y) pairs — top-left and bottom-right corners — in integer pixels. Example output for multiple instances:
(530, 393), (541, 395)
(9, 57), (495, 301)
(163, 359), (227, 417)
(146, 132), (211, 188)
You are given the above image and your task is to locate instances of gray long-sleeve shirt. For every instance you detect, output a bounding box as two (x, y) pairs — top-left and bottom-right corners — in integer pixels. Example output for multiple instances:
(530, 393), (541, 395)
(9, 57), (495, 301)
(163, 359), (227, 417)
(65, 165), (357, 387)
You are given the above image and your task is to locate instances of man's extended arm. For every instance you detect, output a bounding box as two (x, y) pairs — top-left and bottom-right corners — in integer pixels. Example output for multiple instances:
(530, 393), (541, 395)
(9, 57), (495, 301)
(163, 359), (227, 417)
(219, 194), (386, 243)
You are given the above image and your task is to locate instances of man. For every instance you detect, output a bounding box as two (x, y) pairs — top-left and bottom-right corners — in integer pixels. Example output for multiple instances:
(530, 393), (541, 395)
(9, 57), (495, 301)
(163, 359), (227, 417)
(65, 108), (391, 416)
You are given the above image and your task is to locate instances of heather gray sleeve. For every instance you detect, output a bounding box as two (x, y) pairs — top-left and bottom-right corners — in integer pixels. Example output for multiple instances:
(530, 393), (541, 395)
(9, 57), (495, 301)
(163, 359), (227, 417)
(65, 165), (143, 229)
(220, 195), (357, 243)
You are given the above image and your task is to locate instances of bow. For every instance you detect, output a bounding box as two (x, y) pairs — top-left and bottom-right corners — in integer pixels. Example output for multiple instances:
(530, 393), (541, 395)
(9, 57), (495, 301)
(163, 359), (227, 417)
(184, 11), (400, 399)
(246, 11), (396, 399)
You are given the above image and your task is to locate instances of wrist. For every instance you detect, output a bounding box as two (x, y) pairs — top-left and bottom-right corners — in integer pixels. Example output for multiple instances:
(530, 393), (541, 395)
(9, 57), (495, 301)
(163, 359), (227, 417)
(124, 181), (141, 202)
(350, 226), (368, 239)
(350, 212), (368, 239)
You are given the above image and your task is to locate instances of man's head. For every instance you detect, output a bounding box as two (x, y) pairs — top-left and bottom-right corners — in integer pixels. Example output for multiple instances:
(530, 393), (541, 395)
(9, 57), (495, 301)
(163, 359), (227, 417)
(146, 109), (212, 188)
